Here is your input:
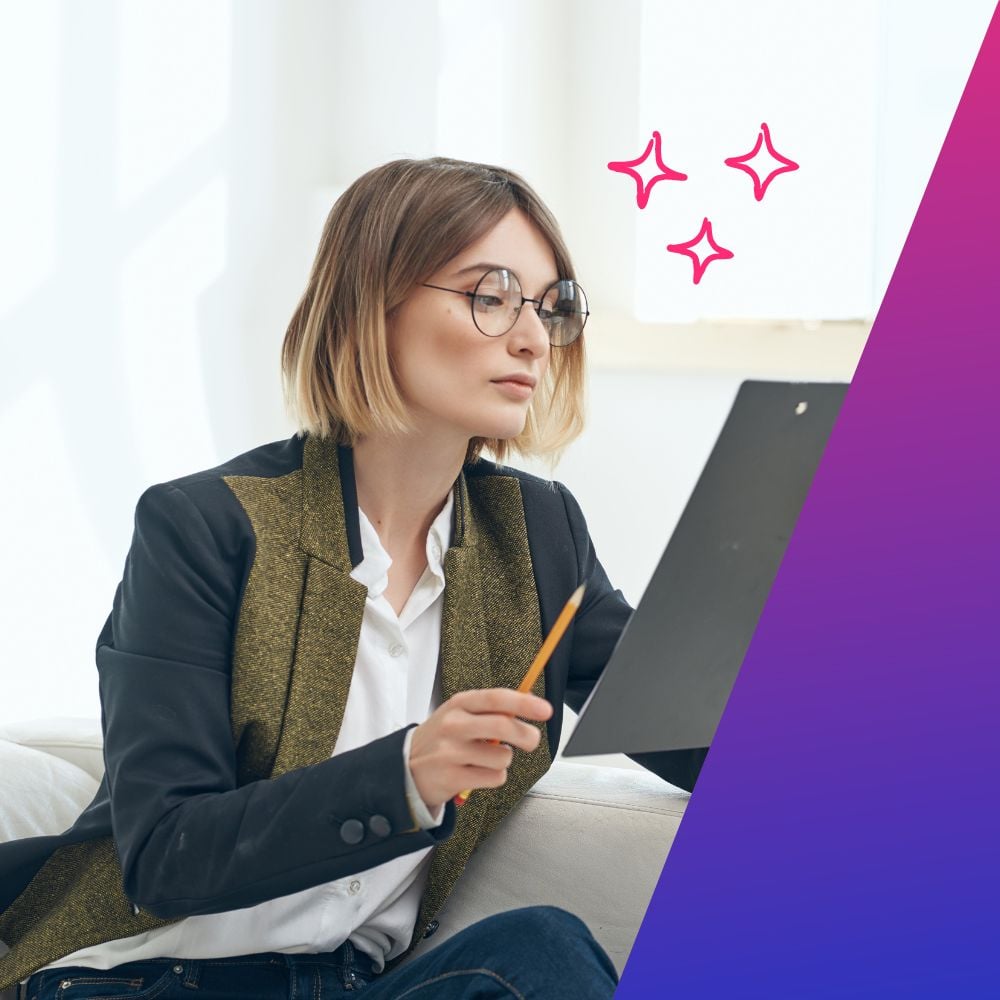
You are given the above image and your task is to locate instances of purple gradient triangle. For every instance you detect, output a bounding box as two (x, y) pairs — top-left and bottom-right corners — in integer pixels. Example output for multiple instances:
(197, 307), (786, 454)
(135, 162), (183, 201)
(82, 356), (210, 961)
(617, 5), (1000, 996)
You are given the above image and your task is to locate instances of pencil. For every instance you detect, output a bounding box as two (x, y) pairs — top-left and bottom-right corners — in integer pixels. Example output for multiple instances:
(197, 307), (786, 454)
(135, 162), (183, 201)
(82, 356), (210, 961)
(454, 583), (586, 807)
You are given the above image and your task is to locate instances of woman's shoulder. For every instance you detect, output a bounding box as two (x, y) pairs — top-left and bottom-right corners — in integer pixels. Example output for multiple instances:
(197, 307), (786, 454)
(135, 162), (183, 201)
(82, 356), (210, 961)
(463, 456), (584, 533)
(464, 455), (561, 496)
(162, 434), (307, 494)
(130, 435), (307, 553)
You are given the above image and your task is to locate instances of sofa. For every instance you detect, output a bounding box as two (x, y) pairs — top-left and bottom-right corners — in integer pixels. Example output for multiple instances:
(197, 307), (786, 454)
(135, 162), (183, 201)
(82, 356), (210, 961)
(0, 718), (690, 995)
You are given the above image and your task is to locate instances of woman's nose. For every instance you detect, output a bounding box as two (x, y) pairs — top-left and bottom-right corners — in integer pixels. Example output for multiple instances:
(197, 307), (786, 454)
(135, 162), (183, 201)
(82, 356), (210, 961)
(508, 304), (550, 357)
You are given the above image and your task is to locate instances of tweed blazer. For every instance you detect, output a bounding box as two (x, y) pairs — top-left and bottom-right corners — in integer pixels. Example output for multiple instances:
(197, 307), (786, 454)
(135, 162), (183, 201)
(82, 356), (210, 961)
(0, 434), (706, 989)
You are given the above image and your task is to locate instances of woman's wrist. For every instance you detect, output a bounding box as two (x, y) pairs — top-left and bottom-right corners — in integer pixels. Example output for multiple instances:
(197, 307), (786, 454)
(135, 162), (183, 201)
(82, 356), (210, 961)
(402, 727), (445, 828)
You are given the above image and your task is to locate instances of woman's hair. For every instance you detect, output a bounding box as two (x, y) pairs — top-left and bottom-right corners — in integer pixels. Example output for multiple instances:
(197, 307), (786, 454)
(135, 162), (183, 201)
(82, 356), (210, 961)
(281, 156), (586, 467)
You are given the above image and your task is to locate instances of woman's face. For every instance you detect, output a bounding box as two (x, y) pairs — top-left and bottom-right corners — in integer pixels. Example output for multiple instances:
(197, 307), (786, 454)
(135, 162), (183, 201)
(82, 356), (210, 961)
(387, 208), (557, 448)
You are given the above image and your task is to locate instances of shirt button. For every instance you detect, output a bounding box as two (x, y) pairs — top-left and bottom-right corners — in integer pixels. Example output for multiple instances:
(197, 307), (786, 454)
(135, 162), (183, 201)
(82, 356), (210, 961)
(388, 642), (405, 658)
(349, 879), (362, 895)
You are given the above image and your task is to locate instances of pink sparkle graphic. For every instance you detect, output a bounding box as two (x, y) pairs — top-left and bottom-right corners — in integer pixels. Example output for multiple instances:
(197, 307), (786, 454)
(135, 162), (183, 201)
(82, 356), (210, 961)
(666, 218), (734, 285)
(724, 122), (799, 201)
(608, 130), (688, 209)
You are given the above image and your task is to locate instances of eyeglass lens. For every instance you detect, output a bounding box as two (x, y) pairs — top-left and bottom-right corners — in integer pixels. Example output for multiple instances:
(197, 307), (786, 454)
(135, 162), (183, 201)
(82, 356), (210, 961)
(472, 268), (587, 345)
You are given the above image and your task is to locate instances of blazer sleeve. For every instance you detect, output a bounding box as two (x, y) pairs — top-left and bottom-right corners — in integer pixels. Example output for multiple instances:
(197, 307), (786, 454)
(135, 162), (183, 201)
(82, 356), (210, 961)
(557, 482), (709, 793)
(97, 481), (455, 921)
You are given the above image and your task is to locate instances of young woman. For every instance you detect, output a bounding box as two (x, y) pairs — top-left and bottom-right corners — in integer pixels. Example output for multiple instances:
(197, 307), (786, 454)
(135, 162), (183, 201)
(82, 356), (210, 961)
(0, 157), (705, 999)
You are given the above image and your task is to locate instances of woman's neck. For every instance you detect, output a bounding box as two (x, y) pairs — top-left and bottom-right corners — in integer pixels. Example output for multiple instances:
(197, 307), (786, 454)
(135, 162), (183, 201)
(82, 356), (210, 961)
(351, 433), (466, 553)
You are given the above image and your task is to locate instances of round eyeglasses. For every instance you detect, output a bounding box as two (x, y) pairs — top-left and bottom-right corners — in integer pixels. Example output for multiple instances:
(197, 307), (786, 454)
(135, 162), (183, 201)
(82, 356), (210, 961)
(422, 268), (589, 346)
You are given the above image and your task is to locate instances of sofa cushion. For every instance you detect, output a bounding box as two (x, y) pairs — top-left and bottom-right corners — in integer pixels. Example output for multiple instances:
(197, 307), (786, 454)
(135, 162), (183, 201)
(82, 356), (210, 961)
(403, 761), (688, 973)
(0, 740), (100, 843)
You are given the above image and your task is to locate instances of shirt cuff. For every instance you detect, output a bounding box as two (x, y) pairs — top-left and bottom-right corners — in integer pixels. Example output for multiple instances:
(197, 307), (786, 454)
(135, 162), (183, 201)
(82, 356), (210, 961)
(403, 727), (446, 829)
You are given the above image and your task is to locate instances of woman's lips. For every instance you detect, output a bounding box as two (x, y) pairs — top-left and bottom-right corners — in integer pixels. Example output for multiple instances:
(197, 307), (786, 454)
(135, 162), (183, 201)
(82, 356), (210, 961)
(491, 379), (533, 399)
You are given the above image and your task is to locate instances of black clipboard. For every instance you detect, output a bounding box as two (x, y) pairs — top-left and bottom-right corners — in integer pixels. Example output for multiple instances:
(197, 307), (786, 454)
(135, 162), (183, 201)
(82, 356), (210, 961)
(563, 380), (848, 756)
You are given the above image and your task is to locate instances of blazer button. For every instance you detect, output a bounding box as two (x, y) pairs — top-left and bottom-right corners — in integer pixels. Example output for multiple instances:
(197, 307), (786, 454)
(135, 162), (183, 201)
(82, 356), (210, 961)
(340, 819), (365, 845)
(369, 814), (391, 838)
(422, 919), (440, 939)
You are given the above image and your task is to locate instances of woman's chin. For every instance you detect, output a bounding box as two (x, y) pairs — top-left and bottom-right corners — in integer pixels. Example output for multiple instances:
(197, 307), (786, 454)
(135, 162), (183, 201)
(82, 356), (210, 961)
(476, 416), (528, 441)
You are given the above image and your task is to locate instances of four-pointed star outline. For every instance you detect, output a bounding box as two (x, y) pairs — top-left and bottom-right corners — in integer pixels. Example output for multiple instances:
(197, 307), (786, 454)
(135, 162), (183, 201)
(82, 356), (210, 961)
(607, 130), (688, 209)
(724, 122), (799, 201)
(666, 218), (734, 285)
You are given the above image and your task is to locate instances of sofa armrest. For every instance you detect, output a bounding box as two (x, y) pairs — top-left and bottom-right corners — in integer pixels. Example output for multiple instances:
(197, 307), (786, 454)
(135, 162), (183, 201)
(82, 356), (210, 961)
(0, 718), (105, 782)
(404, 759), (689, 974)
(0, 724), (688, 975)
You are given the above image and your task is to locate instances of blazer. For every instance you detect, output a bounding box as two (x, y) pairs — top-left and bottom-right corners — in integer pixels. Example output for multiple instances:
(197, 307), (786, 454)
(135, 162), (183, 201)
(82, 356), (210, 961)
(0, 433), (706, 988)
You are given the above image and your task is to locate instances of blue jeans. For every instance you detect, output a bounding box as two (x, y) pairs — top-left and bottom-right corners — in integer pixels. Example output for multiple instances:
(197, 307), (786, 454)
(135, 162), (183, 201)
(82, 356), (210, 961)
(23, 906), (618, 999)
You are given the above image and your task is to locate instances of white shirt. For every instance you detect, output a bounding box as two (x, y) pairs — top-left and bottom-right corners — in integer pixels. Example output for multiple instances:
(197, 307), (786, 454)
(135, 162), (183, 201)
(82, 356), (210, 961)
(44, 491), (454, 974)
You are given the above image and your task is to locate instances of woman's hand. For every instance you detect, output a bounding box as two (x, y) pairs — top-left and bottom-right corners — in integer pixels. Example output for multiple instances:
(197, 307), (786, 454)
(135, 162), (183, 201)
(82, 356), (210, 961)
(408, 689), (553, 812)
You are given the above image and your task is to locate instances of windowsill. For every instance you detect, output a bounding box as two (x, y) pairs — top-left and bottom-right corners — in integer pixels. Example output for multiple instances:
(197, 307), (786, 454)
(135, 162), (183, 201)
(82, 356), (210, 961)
(582, 313), (872, 381)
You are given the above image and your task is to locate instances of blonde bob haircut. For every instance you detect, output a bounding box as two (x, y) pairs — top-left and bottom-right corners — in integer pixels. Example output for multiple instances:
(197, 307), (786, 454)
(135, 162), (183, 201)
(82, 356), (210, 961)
(281, 156), (587, 467)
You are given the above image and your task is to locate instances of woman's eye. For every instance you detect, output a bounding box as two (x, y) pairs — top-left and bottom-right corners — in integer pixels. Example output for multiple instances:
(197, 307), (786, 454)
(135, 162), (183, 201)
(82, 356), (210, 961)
(474, 294), (504, 309)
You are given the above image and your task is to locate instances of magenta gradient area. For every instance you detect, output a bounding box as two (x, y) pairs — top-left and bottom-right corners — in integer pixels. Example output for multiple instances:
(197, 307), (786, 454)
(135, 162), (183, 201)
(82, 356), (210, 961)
(616, 5), (1000, 997)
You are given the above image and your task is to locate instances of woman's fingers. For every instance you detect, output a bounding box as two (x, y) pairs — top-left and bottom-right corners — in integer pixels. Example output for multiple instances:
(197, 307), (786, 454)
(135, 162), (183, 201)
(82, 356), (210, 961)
(454, 765), (510, 789)
(442, 711), (542, 752)
(452, 688), (553, 721)
(447, 689), (550, 750)
(462, 739), (515, 770)
(408, 689), (553, 810)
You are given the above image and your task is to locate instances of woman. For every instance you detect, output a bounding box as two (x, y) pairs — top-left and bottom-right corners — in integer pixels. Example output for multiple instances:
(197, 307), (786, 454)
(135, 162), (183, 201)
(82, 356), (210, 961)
(0, 157), (704, 999)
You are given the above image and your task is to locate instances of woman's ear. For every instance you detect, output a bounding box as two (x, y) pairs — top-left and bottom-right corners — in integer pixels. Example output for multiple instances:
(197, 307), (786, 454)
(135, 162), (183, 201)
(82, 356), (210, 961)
(384, 308), (399, 362)
(384, 297), (404, 335)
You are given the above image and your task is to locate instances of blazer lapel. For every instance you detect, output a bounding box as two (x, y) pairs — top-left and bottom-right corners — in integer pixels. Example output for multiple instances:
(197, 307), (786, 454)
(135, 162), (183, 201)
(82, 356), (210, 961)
(412, 470), (553, 947)
(223, 463), (311, 783)
(415, 480), (494, 935)
(272, 436), (369, 775)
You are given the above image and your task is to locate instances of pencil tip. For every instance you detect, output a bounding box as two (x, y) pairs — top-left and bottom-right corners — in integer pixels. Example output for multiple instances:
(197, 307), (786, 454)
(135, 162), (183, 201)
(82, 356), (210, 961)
(571, 583), (586, 606)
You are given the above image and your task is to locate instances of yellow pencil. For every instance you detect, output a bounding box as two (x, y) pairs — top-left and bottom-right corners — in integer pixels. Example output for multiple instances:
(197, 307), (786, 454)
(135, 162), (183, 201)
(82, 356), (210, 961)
(454, 583), (586, 807)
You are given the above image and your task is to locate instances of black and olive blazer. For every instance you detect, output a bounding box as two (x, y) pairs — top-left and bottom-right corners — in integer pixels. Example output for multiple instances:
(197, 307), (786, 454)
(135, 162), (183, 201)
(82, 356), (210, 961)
(0, 433), (705, 989)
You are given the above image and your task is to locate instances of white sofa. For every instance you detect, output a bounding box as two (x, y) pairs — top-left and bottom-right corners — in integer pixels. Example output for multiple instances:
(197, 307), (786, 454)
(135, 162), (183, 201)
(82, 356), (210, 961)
(0, 718), (690, 994)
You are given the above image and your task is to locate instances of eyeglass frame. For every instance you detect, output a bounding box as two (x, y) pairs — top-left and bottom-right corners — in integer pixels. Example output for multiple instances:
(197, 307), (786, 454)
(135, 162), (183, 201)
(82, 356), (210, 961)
(421, 267), (589, 345)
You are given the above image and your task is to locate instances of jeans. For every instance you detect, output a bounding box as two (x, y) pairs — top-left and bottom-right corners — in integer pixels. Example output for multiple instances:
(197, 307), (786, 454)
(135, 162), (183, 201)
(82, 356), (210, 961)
(23, 906), (618, 1000)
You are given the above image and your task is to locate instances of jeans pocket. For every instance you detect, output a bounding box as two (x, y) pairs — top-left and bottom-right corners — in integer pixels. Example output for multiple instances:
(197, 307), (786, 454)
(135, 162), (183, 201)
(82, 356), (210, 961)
(30, 967), (173, 1000)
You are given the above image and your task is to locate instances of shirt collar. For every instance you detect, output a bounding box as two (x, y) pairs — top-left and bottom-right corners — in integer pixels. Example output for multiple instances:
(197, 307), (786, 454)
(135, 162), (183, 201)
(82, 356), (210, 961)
(351, 490), (455, 599)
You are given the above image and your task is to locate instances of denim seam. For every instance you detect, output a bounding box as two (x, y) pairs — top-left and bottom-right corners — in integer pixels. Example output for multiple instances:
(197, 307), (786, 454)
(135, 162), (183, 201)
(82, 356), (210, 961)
(390, 967), (527, 1000)
(188, 959), (281, 967)
(73, 971), (174, 1000)
(57, 979), (144, 988)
